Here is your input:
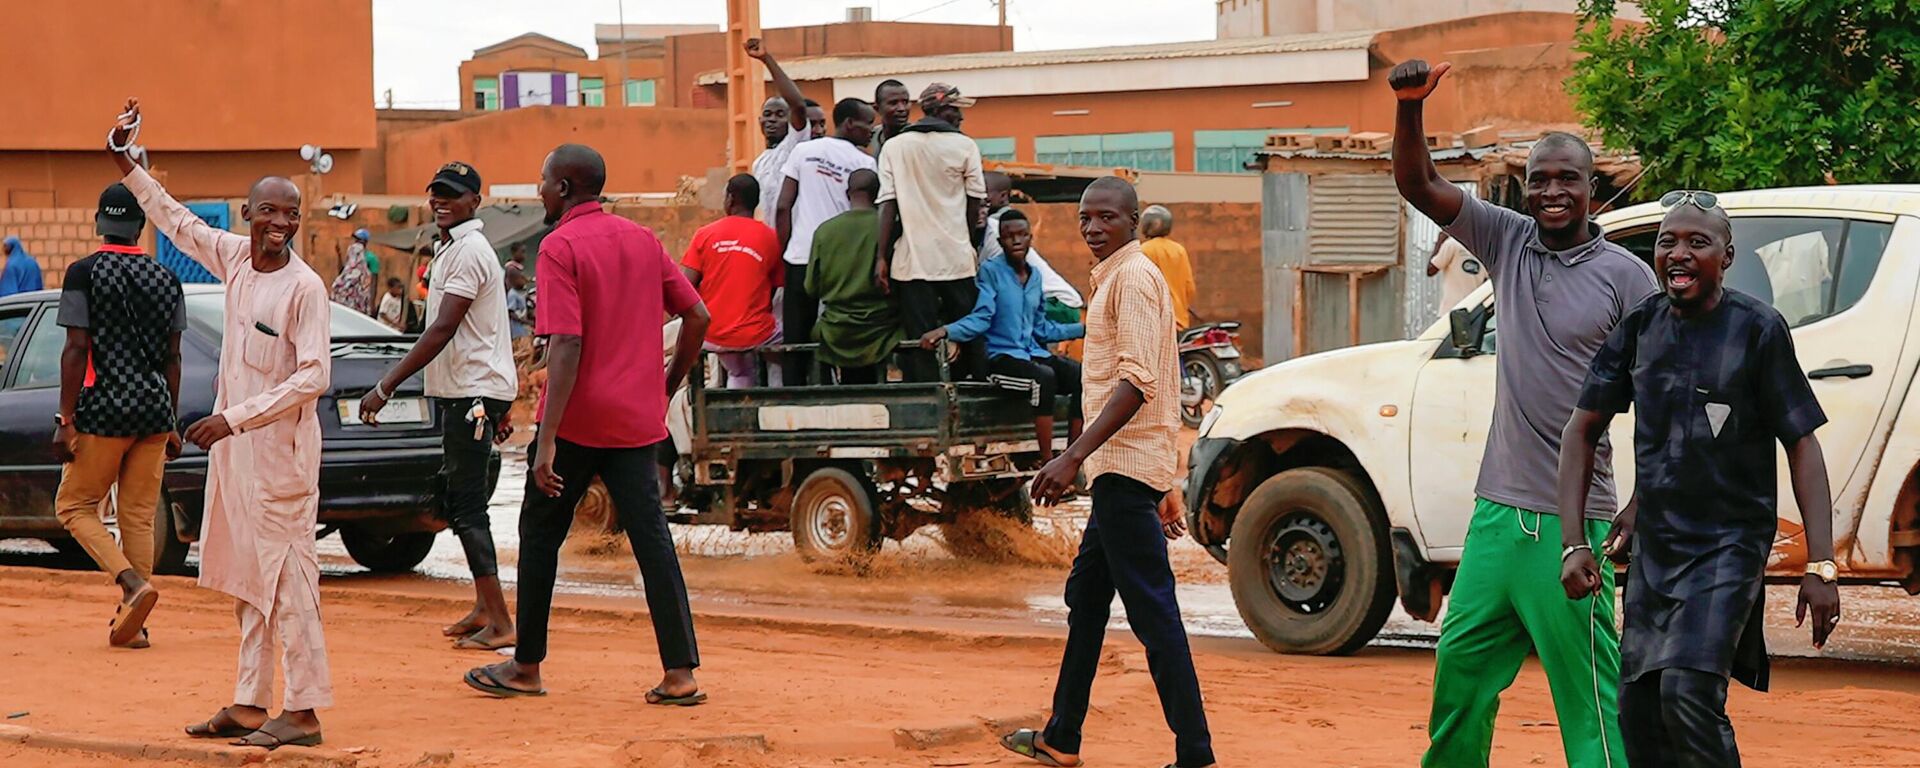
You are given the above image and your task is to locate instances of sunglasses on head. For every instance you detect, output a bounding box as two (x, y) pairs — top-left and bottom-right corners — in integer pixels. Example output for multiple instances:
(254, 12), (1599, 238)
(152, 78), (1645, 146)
(1660, 189), (1720, 211)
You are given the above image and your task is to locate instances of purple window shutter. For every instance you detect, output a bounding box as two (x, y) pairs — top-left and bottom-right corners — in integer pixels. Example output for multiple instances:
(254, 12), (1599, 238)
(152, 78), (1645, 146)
(553, 73), (568, 105)
(502, 73), (520, 109)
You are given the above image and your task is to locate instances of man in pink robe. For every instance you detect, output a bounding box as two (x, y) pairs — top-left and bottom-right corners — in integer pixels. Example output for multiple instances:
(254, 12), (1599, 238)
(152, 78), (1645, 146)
(110, 100), (333, 750)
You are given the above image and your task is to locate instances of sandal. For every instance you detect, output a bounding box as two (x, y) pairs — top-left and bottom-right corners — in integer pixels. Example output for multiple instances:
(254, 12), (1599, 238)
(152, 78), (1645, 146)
(1001, 729), (1080, 767)
(452, 633), (515, 651)
(109, 585), (158, 647)
(231, 720), (322, 750)
(185, 708), (257, 739)
(463, 665), (546, 698)
(645, 687), (708, 707)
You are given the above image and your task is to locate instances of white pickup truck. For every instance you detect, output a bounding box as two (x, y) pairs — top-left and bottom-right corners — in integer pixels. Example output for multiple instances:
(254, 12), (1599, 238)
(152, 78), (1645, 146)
(1185, 185), (1920, 655)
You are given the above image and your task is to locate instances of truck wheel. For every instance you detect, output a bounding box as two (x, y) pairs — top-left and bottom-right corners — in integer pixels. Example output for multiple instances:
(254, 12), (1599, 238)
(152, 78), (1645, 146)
(1228, 467), (1394, 656)
(790, 467), (880, 563)
(937, 479), (1034, 561)
(153, 490), (192, 576)
(341, 527), (437, 573)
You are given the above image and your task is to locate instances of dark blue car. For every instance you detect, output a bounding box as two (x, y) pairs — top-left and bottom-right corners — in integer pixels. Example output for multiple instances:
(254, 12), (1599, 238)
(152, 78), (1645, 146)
(0, 284), (488, 573)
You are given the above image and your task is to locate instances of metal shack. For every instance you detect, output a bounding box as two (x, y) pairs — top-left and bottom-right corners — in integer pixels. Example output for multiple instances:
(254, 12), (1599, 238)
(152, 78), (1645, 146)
(1253, 132), (1641, 363)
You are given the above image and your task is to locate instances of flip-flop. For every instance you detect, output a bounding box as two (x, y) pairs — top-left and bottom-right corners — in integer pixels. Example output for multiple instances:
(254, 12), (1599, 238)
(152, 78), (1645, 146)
(109, 585), (158, 646)
(645, 687), (708, 707)
(1001, 729), (1080, 767)
(231, 720), (322, 750)
(452, 633), (515, 651)
(185, 709), (257, 739)
(463, 666), (546, 698)
(112, 628), (150, 650)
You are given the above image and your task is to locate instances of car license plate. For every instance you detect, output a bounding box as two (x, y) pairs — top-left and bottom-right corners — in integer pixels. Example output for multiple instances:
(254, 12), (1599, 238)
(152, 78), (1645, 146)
(339, 398), (427, 426)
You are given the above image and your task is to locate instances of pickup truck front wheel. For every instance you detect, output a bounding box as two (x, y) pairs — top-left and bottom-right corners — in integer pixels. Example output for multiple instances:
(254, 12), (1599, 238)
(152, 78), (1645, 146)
(341, 527), (438, 573)
(791, 467), (880, 563)
(1228, 467), (1395, 656)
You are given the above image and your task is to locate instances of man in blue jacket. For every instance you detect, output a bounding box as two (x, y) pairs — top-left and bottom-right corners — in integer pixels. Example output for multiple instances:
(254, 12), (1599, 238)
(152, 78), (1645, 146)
(920, 209), (1084, 461)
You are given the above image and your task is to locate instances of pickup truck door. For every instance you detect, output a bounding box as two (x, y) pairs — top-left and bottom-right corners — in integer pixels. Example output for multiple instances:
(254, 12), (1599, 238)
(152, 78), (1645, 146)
(1405, 290), (1498, 559)
(1722, 215), (1912, 566)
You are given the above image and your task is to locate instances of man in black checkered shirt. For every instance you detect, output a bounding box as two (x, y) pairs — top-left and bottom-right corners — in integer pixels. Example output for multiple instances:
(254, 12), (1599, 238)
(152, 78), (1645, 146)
(52, 181), (187, 649)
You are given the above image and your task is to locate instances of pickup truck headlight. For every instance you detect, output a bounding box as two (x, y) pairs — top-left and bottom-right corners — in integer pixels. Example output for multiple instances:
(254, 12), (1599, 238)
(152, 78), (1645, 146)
(1198, 404), (1223, 436)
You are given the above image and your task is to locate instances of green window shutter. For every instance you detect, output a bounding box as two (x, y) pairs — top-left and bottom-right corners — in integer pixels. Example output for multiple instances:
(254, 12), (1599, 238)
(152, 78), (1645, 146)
(473, 77), (500, 111)
(975, 137), (1016, 162)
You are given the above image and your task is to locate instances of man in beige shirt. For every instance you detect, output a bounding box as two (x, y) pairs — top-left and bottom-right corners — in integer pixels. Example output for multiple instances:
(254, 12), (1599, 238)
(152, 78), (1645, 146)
(876, 82), (987, 382)
(1004, 178), (1214, 768)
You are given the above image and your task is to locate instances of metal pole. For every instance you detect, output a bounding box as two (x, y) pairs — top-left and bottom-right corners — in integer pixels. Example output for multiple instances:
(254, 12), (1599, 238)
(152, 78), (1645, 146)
(616, 0), (629, 106)
(725, 0), (765, 173)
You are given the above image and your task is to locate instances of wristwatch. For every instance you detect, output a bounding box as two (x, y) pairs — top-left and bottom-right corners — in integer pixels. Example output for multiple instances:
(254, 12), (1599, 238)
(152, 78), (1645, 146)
(1806, 559), (1839, 584)
(53, 413), (69, 427)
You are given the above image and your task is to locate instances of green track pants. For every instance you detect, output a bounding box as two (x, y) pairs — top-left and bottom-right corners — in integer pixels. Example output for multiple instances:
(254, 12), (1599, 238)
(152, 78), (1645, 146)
(1424, 499), (1626, 768)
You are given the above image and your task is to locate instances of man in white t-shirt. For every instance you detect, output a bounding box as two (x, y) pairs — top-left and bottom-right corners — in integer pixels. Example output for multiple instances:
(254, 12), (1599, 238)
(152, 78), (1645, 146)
(1426, 231), (1487, 315)
(876, 82), (987, 382)
(775, 97), (877, 384)
(746, 39), (813, 222)
(358, 162), (519, 652)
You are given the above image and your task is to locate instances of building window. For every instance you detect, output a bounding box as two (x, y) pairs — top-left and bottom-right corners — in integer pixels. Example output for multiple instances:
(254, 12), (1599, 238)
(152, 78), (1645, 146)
(1035, 132), (1174, 171)
(625, 79), (657, 107)
(975, 137), (1016, 163)
(473, 77), (500, 111)
(581, 77), (605, 107)
(1194, 128), (1348, 173)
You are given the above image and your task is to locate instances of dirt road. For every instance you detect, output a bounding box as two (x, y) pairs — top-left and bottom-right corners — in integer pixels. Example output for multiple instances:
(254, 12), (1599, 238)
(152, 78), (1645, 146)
(4, 566), (1919, 768)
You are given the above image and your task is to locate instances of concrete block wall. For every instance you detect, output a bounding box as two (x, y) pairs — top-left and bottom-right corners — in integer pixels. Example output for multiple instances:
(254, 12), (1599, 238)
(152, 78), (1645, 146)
(0, 208), (112, 288)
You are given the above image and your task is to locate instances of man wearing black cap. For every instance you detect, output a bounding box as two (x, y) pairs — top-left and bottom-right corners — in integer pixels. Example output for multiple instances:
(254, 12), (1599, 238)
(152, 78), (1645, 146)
(52, 182), (187, 649)
(360, 162), (519, 650)
(876, 82), (988, 382)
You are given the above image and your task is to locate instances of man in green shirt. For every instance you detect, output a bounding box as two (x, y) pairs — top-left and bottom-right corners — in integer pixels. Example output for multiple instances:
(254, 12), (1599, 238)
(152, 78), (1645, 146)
(806, 168), (900, 383)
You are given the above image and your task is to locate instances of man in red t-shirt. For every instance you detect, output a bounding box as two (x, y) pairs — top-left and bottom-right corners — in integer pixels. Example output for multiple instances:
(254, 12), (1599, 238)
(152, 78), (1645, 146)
(682, 174), (783, 388)
(462, 144), (713, 707)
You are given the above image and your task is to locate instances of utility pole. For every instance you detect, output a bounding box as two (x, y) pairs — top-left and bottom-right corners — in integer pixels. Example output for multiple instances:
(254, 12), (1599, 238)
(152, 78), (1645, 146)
(996, 0), (1010, 49)
(616, 0), (630, 106)
(725, 0), (764, 173)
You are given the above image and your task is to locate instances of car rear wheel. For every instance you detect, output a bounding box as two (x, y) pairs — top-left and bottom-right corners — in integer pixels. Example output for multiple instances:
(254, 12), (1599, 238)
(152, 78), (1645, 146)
(153, 490), (191, 576)
(1227, 467), (1394, 656)
(790, 467), (879, 563)
(341, 527), (437, 573)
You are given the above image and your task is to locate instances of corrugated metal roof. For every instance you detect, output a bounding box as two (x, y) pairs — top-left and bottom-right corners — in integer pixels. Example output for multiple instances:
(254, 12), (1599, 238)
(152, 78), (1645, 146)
(693, 30), (1379, 86)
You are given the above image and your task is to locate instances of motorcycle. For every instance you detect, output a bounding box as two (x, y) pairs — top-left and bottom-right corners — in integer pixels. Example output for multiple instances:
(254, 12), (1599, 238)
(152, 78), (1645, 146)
(1178, 321), (1245, 428)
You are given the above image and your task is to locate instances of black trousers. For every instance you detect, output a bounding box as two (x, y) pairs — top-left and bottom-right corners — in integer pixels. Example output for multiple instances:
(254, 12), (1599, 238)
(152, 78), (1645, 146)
(987, 354), (1082, 416)
(783, 261), (816, 386)
(514, 438), (700, 671)
(1622, 668), (1740, 768)
(897, 277), (984, 382)
(1045, 473), (1214, 768)
(833, 364), (884, 385)
(436, 397), (511, 578)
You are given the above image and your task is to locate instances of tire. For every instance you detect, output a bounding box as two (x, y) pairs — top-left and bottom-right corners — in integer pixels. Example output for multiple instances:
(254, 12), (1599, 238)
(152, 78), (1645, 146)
(341, 527), (437, 573)
(937, 479), (1035, 561)
(1181, 354), (1223, 429)
(790, 467), (879, 563)
(1227, 467), (1395, 656)
(153, 490), (191, 576)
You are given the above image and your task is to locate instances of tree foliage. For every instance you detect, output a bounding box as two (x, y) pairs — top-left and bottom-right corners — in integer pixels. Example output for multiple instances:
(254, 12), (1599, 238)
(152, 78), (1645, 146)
(1572, 0), (1920, 195)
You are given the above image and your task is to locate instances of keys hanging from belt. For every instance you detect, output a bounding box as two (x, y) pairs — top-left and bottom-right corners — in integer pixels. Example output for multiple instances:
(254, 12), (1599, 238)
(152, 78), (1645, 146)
(466, 400), (488, 441)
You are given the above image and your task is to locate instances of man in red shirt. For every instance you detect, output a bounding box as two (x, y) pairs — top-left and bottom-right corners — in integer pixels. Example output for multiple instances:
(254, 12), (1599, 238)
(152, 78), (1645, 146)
(463, 144), (712, 706)
(683, 174), (783, 388)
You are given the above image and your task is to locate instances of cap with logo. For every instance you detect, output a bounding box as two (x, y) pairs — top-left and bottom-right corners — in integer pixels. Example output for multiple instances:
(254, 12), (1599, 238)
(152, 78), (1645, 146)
(427, 161), (483, 196)
(96, 183), (145, 241)
(918, 83), (976, 112)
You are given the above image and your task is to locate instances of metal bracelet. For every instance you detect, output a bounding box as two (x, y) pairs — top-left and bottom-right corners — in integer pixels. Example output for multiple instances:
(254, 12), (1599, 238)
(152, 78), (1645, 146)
(373, 381), (393, 401)
(1561, 543), (1594, 561)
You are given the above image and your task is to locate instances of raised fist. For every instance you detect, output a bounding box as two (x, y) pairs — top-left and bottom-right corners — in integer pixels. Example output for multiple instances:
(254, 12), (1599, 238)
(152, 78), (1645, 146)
(744, 38), (767, 60)
(1389, 60), (1452, 102)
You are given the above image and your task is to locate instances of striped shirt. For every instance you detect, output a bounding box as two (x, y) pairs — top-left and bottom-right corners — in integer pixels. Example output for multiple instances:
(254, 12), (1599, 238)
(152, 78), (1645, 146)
(1082, 240), (1181, 493)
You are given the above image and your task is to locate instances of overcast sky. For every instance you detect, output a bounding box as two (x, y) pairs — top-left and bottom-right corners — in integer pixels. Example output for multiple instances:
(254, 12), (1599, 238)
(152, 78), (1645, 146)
(372, 0), (1218, 108)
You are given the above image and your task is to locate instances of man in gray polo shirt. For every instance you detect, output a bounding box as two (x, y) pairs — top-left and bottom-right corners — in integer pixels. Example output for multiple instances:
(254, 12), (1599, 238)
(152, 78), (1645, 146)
(1391, 60), (1656, 768)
